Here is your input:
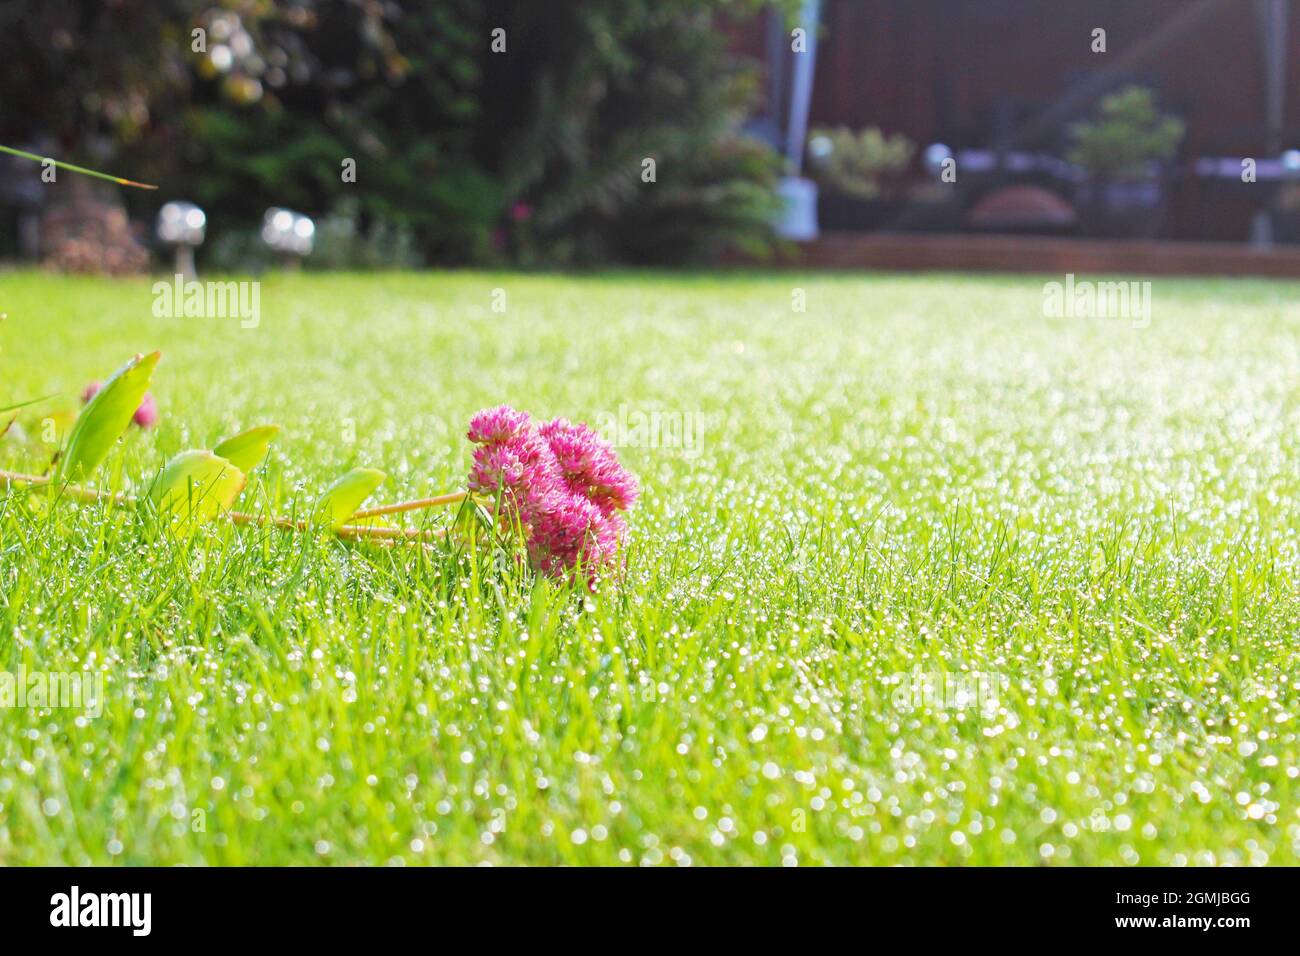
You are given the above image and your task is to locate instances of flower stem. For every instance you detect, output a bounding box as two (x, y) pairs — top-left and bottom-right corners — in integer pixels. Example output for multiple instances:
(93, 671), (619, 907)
(0, 469), (444, 543)
(0, 468), (130, 506)
(351, 491), (468, 519)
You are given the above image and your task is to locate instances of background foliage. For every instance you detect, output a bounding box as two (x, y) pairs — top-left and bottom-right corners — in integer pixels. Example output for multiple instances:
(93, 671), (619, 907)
(1067, 86), (1185, 180)
(0, 0), (783, 267)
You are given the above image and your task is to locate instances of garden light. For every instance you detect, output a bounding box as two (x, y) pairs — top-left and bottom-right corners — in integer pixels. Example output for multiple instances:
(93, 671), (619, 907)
(924, 142), (953, 178)
(155, 200), (206, 279)
(261, 207), (315, 267)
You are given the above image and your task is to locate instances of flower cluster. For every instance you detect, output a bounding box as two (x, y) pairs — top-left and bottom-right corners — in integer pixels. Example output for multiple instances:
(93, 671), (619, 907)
(81, 381), (160, 429)
(467, 405), (638, 583)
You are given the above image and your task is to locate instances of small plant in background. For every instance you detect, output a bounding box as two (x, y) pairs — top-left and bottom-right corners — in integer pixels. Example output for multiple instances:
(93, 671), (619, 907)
(1267, 180), (1300, 244)
(1067, 86), (1184, 180)
(1068, 86), (1184, 239)
(309, 197), (424, 271)
(208, 197), (427, 273)
(41, 192), (153, 277)
(806, 126), (916, 201)
(1277, 182), (1300, 212)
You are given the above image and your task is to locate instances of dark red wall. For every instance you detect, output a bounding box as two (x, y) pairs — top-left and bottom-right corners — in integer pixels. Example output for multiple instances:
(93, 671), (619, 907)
(731, 0), (1292, 238)
(809, 0), (1270, 153)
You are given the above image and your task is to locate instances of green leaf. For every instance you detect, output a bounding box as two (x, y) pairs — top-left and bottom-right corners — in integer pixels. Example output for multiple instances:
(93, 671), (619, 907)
(315, 467), (386, 530)
(57, 351), (160, 484)
(213, 424), (280, 474)
(151, 450), (246, 527)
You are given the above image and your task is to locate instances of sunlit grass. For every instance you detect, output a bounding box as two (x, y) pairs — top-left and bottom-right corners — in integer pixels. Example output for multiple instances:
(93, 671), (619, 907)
(1, 269), (1298, 865)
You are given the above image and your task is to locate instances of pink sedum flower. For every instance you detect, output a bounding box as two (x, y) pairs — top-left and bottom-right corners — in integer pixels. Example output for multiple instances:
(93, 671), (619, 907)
(467, 404), (532, 446)
(526, 489), (605, 579)
(466, 405), (637, 586)
(538, 418), (639, 515)
(466, 406), (559, 510)
(81, 381), (160, 430)
(132, 392), (160, 429)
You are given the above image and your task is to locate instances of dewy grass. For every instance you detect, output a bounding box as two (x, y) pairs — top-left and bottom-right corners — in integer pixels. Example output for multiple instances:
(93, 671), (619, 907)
(0, 269), (1297, 865)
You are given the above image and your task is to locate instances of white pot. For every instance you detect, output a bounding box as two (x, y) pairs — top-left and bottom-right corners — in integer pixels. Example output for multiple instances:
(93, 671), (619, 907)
(775, 176), (819, 241)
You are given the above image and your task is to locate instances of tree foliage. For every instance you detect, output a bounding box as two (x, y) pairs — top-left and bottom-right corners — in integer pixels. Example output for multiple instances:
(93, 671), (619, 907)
(0, 0), (783, 265)
(1068, 86), (1185, 180)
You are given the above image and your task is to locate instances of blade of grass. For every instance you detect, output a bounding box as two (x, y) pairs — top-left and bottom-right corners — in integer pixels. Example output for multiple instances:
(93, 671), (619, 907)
(0, 143), (158, 190)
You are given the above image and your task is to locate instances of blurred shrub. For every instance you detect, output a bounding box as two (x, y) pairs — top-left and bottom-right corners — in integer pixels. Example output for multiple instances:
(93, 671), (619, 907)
(1277, 182), (1300, 213)
(205, 225), (273, 274)
(41, 187), (151, 276)
(1068, 86), (1184, 180)
(308, 197), (423, 271)
(478, 0), (782, 264)
(806, 126), (915, 201)
(206, 197), (424, 273)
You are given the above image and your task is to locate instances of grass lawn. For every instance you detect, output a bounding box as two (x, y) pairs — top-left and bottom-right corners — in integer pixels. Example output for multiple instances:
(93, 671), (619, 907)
(1, 268), (1298, 865)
